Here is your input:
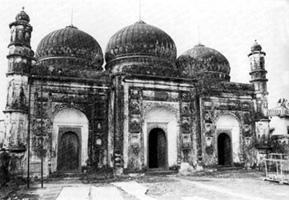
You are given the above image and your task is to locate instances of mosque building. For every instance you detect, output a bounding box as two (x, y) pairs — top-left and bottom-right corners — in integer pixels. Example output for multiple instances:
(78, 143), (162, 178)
(2, 8), (271, 176)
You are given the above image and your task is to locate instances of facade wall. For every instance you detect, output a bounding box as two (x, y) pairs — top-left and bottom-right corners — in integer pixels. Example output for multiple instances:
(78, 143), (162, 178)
(122, 77), (193, 171)
(200, 94), (256, 167)
(28, 78), (110, 176)
(3, 74), (265, 175)
(119, 79), (257, 170)
(2, 73), (263, 175)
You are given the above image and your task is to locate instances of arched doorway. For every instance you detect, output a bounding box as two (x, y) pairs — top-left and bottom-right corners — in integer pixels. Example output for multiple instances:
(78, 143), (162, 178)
(216, 115), (241, 165)
(57, 131), (80, 171)
(144, 106), (178, 169)
(148, 128), (167, 169)
(218, 133), (232, 166)
(52, 108), (89, 173)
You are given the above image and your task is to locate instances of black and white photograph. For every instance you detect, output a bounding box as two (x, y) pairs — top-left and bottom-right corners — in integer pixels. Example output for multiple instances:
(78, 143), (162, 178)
(0, 0), (289, 199)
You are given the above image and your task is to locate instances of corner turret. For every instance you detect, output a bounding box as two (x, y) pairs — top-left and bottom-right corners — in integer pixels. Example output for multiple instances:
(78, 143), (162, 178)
(248, 40), (270, 160)
(3, 8), (34, 174)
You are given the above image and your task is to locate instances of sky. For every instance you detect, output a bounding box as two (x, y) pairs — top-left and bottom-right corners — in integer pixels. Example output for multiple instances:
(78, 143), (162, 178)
(0, 0), (289, 119)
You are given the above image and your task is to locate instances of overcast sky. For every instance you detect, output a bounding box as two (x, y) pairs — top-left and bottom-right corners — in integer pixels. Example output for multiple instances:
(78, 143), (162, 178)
(0, 0), (289, 119)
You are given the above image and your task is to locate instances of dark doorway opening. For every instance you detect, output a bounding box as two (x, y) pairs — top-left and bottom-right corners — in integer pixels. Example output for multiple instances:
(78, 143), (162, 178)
(148, 128), (167, 169)
(217, 133), (232, 166)
(57, 131), (80, 172)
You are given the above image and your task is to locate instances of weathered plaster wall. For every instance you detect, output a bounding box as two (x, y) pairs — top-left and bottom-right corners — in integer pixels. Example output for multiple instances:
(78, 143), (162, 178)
(3, 113), (28, 174)
(0, 120), (4, 147)
(200, 94), (256, 167)
(3, 112), (28, 150)
(123, 81), (129, 169)
(29, 77), (110, 176)
(255, 121), (270, 148)
(5, 75), (29, 112)
(4, 74), (29, 152)
(123, 77), (191, 171)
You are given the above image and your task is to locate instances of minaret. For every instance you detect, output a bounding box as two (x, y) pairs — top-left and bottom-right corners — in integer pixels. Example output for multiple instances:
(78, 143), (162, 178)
(248, 40), (268, 118)
(248, 40), (270, 152)
(3, 8), (34, 168)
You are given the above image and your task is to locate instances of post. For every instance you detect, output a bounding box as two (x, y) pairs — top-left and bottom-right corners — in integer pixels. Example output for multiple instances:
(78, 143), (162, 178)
(40, 67), (44, 188)
(27, 62), (32, 188)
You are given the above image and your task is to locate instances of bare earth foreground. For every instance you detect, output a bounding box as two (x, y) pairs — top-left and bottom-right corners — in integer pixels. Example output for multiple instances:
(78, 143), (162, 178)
(1, 169), (288, 200)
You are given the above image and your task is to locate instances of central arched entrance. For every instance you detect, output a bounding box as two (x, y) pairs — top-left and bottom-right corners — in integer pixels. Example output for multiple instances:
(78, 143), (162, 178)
(57, 131), (80, 172)
(52, 108), (89, 173)
(217, 133), (232, 166)
(148, 128), (167, 169)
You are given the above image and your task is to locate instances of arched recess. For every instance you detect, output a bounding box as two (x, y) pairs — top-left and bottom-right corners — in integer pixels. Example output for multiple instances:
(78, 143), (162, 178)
(57, 131), (80, 171)
(148, 128), (167, 169)
(216, 114), (240, 165)
(52, 108), (89, 172)
(218, 133), (232, 165)
(144, 106), (178, 168)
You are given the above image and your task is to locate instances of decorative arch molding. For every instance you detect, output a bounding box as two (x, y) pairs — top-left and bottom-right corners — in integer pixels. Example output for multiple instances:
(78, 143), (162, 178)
(214, 111), (242, 130)
(213, 111), (244, 164)
(143, 101), (180, 122)
(147, 123), (168, 136)
(51, 103), (88, 122)
(51, 105), (89, 173)
(142, 101), (180, 168)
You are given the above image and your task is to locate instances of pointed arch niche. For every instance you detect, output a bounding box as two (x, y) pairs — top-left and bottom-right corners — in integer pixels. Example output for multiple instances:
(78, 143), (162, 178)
(216, 114), (241, 165)
(51, 108), (89, 172)
(144, 106), (179, 168)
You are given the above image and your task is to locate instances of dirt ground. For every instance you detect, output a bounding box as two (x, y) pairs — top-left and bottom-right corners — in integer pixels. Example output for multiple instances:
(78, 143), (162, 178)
(1, 169), (288, 200)
(143, 171), (289, 200)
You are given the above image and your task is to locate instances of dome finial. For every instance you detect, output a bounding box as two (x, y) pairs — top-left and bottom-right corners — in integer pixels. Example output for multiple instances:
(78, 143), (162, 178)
(195, 25), (204, 46)
(139, 0), (142, 21)
(198, 25), (201, 45)
(70, 5), (74, 26)
(251, 39), (262, 52)
(15, 7), (30, 22)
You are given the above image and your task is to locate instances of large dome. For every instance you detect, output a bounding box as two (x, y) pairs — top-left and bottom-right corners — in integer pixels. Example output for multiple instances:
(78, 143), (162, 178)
(36, 25), (104, 71)
(105, 20), (177, 64)
(177, 44), (230, 81)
